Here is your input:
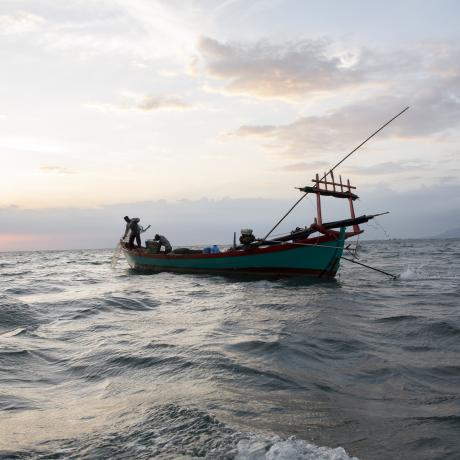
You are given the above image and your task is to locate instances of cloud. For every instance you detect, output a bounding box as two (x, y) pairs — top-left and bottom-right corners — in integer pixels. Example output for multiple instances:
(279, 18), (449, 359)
(0, 11), (44, 35)
(233, 86), (460, 156)
(188, 36), (460, 155)
(88, 93), (192, 112)
(192, 36), (458, 102)
(439, 175), (460, 183)
(277, 161), (330, 172)
(123, 94), (191, 111)
(193, 37), (460, 154)
(0, 136), (79, 156)
(191, 36), (366, 100)
(344, 161), (429, 176)
(40, 166), (78, 175)
(14, 2), (201, 60)
(234, 107), (381, 156)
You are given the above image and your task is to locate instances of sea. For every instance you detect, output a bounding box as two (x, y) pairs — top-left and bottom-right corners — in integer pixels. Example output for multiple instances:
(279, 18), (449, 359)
(1, 238), (459, 460)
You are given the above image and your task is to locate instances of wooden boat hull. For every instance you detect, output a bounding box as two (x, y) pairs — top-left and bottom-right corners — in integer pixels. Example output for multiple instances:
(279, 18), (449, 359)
(122, 228), (346, 278)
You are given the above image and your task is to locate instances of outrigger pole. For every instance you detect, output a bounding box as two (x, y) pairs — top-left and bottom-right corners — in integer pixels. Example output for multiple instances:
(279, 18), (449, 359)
(262, 106), (410, 241)
(341, 256), (399, 280)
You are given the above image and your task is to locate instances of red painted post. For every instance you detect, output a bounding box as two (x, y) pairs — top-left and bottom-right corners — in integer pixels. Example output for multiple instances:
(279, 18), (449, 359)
(316, 173), (322, 225)
(347, 179), (359, 233)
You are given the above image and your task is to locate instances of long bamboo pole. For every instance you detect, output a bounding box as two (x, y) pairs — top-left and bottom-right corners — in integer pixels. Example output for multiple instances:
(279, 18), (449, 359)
(253, 238), (399, 279)
(341, 256), (398, 279)
(262, 106), (410, 240)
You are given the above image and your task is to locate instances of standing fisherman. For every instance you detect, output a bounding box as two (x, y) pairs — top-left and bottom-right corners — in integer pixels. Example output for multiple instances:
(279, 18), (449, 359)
(123, 216), (142, 249)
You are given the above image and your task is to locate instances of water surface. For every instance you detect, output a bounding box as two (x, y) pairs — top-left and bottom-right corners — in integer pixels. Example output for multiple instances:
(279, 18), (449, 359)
(1, 239), (459, 459)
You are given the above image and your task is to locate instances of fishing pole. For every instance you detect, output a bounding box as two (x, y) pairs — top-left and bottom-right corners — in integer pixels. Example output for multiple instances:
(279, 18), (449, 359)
(251, 238), (398, 279)
(262, 106), (410, 241)
(341, 256), (399, 280)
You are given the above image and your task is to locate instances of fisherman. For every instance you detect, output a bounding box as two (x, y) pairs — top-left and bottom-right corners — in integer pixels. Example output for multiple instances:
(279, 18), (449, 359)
(123, 216), (142, 249)
(154, 234), (172, 254)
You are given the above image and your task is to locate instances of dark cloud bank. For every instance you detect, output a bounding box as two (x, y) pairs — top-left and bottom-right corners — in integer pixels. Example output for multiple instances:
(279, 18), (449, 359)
(2, 183), (459, 251)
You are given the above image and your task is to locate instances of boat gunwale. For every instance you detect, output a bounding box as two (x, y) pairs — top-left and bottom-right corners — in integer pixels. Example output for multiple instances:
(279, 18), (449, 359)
(122, 232), (348, 261)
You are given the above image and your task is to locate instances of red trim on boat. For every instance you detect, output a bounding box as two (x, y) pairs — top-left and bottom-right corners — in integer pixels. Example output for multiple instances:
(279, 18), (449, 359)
(122, 231), (353, 260)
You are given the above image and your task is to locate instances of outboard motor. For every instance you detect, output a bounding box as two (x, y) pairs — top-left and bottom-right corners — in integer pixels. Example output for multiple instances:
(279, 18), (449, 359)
(239, 228), (256, 246)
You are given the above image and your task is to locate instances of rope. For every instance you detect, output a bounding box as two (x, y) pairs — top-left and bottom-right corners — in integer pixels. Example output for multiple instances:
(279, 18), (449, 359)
(373, 217), (392, 240)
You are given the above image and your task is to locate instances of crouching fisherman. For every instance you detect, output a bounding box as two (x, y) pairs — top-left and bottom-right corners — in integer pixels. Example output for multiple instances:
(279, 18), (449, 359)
(123, 216), (143, 249)
(154, 234), (172, 254)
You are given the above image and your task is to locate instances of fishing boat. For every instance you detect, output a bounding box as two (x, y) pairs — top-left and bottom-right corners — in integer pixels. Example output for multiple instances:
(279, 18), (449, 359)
(119, 108), (410, 279)
(121, 172), (382, 278)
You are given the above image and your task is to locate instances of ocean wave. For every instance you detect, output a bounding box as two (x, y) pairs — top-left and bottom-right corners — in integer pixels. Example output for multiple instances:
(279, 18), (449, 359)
(317, 337), (365, 355)
(425, 365), (460, 378)
(65, 350), (194, 382)
(236, 436), (358, 460)
(0, 295), (39, 332)
(104, 295), (161, 311)
(216, 359), (303, 390)
(0, 346), (63, 387)
(227, 339), (283, 354)
(416, 320), (460, 338)
(375, 314), (422, 323)
(4, 285), (65, 296)
(412, 415), (460, 427)
(0, 394), (38, 412)
(0, 327), (27, 338)
(0, 404), (358, 459)
(109, 354), (194, 373)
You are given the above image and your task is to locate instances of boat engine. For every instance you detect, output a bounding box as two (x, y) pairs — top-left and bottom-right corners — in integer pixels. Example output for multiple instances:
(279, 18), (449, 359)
(239, 228), (256, 246)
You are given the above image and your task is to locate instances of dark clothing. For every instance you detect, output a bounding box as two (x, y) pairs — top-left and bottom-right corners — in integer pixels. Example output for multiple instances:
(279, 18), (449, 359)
(124, 217), (142, 249)
(128, 232), (141, 250)
(124, 218), (140, 237)
(155, 235), (172, 253)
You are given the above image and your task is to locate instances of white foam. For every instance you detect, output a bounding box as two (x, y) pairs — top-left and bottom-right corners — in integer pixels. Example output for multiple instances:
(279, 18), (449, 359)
(236, 436), (358, 460)
(398, 265), (427, 280)
(0, 327), (26, 338)
(398, 267), (418, 280)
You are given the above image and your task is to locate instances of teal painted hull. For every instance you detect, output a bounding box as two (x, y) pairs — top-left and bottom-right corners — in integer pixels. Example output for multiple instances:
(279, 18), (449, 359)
(122, 228), (346, 278)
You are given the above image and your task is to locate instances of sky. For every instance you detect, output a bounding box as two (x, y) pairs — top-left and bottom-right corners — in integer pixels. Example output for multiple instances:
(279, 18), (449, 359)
(1, 0), (460, 251)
